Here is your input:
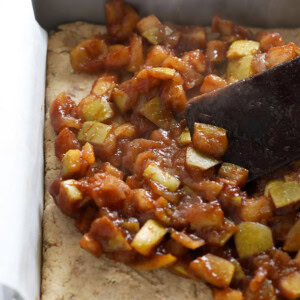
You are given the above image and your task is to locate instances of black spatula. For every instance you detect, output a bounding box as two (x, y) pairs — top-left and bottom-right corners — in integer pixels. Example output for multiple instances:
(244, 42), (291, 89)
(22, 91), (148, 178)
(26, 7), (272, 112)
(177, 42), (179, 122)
(186, 56), (300, 182)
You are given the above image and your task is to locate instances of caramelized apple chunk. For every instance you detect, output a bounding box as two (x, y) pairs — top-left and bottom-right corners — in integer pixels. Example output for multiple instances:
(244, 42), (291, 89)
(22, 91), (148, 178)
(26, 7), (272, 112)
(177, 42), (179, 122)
(105, 0), (139, 41)
(213, 288), (243, 300)
(77, 94), (114, 122)
(218, 163), (249, 187)
(269, 181), (300, 208)
(234, 222), (274, 258)
(227, 54), (255, 82)
(127, 33), (144, 72)
(131, 219), (167, 256)
(143, 162), (181, 192)
(189, 254), (235, 288)
(266, 42), (297, 67)
(70, 39), (108, 72)
(283, 219), (300, 251)
(50, 92), (81, 133)
(140, 97), (176, 130)
(55, 128), (80, 161)
(89, 216), (132, 251)
(227, 40), (260, 59)
(279, 272), (300, 299)
(192, 123), (228, 158)
(78, 121), (112, 146)
(200, 74), (227, 94)
(186, 147), (220, 171)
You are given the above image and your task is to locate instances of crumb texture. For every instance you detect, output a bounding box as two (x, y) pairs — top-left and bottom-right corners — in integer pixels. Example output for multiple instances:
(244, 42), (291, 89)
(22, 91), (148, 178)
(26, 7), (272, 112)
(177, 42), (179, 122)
(42, 21), (213, 300)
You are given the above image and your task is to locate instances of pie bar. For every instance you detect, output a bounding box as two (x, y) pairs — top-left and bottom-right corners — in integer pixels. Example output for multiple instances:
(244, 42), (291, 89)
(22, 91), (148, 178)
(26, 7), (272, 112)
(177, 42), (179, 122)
(43, 1), (300, 299)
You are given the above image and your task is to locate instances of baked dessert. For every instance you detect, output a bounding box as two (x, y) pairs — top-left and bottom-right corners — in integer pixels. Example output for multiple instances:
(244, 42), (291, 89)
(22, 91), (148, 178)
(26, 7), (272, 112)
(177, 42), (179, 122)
(43, 1), (300, 298)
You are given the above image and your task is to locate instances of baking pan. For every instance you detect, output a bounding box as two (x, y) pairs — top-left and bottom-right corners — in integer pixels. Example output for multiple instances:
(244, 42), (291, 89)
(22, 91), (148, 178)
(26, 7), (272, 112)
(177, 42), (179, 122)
(32, 0), (300, 30)
(4, 1), (296, 300)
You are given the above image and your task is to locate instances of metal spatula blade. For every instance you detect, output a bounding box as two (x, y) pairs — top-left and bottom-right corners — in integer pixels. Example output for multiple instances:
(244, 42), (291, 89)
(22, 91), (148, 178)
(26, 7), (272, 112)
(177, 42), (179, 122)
(186, 56), (300, 182)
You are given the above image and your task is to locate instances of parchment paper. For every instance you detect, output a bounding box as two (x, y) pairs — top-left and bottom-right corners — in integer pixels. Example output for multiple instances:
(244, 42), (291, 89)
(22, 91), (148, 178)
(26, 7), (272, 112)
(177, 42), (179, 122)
(0, 0), (47, 299)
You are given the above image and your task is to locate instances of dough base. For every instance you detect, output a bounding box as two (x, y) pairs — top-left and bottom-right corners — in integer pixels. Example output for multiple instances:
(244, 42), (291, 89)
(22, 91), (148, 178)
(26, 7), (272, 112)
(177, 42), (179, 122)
(42, 22), (300, 299)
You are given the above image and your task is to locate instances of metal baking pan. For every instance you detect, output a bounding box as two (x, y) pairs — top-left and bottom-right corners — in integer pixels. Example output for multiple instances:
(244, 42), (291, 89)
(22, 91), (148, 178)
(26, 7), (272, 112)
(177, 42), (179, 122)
(32, 0), (300, 30)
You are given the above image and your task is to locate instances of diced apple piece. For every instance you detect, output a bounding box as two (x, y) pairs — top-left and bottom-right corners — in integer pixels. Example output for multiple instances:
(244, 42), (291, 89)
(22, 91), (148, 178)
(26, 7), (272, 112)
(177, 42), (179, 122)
(131, 219), (167, 256)
(161, 80), (187, 113)
(105, 45), (129, 67)
(127, 33), (144, 72)
(82, 96), (114, 122)
(137, 67), (176, 80)
(280, 272), (300, 300)
(55, 128), (81, 161)
(112, 88), (130, 113)
(82, 142), (95, 165)
(57, 179), (85, 216)
(244, 278), (276, 300)
(162, 55), (203, 89)
(266, 43), (297, 68)
(195, 180), (224, 202)
(257, 31), (284, 52)
(171, 230), (205, 249)
(264, 179), (284, 197)
(230, 196), (242, 207)
(61, 149), (81, 178)
(177, 26), (206, 51)
(206, 40), (228, 62)
(227, 55), (254, 82)
(133, 189), (155, 212)
(283, 219), (300, 251)
(227, 40), (260, 59)
(99, 161), (124, 179)
(182, 49), (206, 74)
(143, 162), (181, 192)
(186, 201), (224, 231)
(200, 74), (227, 94)
(269, 181), (300, 208)
(234, 222), (274, 258)
(91, 75), (116, 98)
(183, 185), (198, 197)
(105, 0), (139, 41)
(80, 233), (102, 257)
(78, 121), (112, 146)
(230, 258), (246, 283)
(70, 39), (108, 72)
(122, 218), (140, 233)
(193, 123), (228, 158)
(114, 123), (136, 140)
(145, 45), (171, 67)
(133, 254), (177, 270)
(61, 179), (83, 203)
(241, 196), (273, 223)
(206, 218), (238, 246)
(90, 216), (131, 252)
(213, 288), (243, 300)
(50, 92), (81, 133)
(189, 254), (235, 288)
(177, 128), (191, 145)
(186, 147), (220, 171)
(218, 163), (249, 187)
(137, 15), (163, 45)
(140, 97), (176, 130)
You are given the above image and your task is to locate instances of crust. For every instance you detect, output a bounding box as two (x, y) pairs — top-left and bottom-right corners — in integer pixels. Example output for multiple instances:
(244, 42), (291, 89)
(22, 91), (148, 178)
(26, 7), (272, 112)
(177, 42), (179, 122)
(42, 21), (213, 300)
(42, 22), (300, 299)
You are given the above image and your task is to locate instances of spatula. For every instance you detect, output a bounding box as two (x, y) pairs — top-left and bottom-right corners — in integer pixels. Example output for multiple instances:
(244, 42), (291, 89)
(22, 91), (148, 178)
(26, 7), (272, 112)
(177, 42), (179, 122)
(186, 56), (300, 182)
